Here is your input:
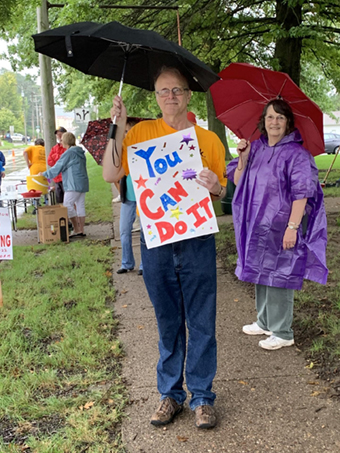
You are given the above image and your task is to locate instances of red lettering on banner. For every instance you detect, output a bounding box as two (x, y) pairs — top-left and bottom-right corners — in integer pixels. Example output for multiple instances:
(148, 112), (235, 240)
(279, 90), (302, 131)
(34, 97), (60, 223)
(199, 197), (213, 219)
(139, 189), (164, 220)
(186, 202), (207, 227)
(0, 235), (11, 247)
(168, 181), (189, 203)
(155, 221), (188, 243)
(174, 221), (187, 235)
(155, 222), (174, 242)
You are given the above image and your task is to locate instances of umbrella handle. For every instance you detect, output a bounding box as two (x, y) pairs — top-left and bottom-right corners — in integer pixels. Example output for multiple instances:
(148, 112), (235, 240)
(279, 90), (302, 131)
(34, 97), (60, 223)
(108, 54), (128, 141)
(108, 124), (118, 141)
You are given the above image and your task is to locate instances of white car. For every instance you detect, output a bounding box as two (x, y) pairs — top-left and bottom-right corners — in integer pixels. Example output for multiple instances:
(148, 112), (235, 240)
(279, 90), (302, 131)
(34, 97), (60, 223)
(11, 133), (24, 142)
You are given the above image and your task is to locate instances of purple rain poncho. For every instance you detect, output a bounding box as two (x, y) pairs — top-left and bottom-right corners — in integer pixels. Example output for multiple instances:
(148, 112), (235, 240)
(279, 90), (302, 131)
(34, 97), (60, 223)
(227, 130), (328, 290)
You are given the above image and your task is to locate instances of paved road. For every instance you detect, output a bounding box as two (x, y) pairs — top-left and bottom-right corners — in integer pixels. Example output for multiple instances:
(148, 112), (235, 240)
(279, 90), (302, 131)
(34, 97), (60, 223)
(1, 147), (29, 191)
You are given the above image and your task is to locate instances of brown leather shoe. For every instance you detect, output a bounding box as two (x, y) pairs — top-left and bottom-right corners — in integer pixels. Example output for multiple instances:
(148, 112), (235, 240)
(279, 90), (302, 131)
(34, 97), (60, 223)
(150, 397), (183, 426)
(194, 405), (216, 429)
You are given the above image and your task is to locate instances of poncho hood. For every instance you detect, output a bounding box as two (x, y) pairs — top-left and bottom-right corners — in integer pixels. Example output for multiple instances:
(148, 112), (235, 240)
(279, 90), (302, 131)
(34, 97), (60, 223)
(259, 128), (303, 147)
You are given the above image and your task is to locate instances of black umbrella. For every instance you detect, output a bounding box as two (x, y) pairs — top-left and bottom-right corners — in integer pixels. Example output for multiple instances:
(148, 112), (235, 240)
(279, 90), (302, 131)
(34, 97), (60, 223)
(32, 21), (219, 93)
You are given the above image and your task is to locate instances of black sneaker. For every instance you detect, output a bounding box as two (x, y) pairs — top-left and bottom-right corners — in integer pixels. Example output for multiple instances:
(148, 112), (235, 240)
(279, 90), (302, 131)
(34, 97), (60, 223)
(116, 268), (134, 274)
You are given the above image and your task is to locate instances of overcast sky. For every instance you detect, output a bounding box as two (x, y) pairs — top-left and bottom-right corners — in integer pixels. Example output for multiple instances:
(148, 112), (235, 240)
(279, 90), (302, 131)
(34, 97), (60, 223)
(0, 38), (39, 80)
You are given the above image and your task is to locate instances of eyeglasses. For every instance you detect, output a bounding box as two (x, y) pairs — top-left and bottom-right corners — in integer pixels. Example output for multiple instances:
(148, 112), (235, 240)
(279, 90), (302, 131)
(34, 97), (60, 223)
(156, 87), (189, 98)
(265, 115), (287, 122)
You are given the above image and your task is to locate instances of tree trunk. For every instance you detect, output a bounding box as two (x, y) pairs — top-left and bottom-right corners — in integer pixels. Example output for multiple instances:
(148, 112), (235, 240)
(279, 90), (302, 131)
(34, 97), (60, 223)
(274, 0), (303, 86)
(206, 89), (232, 161)
(37, 0), (56, 163)
(205, 58), (232, 161)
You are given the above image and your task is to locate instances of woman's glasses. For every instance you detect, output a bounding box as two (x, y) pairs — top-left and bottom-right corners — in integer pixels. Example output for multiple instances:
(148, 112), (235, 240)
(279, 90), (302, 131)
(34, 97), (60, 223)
(265, 115), (287, 122)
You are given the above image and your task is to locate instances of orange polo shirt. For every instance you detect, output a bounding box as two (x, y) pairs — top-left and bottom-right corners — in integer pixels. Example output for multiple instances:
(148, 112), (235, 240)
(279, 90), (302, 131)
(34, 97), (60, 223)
(122, 118), (226, 187)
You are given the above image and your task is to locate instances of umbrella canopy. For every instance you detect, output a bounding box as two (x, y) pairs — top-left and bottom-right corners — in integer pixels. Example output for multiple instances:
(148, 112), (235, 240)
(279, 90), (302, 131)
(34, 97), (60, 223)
(32, 21), (219, 92)
(81, 117), (148, 165)
(210, 62), (324, 156)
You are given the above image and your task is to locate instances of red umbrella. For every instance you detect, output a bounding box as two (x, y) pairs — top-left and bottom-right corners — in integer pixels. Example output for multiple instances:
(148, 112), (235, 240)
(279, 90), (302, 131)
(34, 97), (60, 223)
(81, 117), (112, 165)
(81, 116), (148, 165)
(210, 62), (324, 157)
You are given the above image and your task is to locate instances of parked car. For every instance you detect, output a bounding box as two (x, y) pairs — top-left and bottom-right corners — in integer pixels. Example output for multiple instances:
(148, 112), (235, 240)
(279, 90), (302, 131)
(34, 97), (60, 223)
(324, 133), (340, 154)
(11, 133), (24, 142)
(5, 133), (24, 143)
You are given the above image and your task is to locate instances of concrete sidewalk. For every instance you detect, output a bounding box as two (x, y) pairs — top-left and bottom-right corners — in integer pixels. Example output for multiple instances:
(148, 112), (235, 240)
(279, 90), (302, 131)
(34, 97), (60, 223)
(112, 203), (340, 453)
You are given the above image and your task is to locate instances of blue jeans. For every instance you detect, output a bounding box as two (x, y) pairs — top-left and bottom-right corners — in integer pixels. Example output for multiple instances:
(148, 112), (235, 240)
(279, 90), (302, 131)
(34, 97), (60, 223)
(120, 200), (142, 271)
(141, 233), (217, 410)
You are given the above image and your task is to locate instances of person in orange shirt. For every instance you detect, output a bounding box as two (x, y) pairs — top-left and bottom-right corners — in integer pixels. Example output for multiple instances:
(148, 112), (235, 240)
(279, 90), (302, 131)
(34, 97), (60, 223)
(102, 67), (226, 430)
(23, 138), (47, 214)
(48, 127), (67, 203)
(23, 138), (47, 175)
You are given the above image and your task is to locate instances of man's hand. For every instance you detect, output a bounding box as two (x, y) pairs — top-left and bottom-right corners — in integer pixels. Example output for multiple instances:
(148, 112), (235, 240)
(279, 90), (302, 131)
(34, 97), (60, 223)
(197, 168), (223, 196)
(1, 172), (5, 178)
(111, 95), (127, 129)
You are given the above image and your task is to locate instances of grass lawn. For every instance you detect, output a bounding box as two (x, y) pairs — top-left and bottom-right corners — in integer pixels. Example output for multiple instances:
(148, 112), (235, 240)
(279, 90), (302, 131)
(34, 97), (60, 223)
(0, 161), (126, 451)
(315, 154), (340, 197)
(0, 243), (125, 452)
(16, 155), (113, 230)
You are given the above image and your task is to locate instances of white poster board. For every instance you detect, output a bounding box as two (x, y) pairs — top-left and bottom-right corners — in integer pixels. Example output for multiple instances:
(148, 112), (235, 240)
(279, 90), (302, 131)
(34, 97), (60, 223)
(128, 127), (218, 249)
(0, 207), (13, 260)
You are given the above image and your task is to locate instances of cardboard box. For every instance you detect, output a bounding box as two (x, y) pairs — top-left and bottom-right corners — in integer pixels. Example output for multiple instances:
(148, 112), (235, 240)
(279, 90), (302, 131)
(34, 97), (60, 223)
(38, 205), (69, 244)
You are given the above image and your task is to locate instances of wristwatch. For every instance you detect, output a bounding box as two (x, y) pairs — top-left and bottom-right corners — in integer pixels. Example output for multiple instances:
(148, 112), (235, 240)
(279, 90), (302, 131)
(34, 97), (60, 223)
(213, 185), (224, 197)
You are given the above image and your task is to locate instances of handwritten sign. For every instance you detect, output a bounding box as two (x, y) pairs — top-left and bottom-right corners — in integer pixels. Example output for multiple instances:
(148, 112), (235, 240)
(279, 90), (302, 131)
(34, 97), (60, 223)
(128, 127), (218, 249)
(0, 208), (13, 260)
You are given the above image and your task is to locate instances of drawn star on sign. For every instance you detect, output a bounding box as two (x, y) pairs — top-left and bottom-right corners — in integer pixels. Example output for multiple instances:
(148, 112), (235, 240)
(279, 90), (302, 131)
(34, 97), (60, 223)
(180, 133), (194, 145)
(170, 206), (183, 220)
(135, 175), (148, 189)
(189, 144), (195, 150)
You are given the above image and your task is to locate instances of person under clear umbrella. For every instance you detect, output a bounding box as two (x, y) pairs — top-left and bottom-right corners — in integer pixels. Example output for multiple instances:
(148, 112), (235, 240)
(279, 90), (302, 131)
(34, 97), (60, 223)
(102, 66), (226, 429)
(227, 99), (328, 351)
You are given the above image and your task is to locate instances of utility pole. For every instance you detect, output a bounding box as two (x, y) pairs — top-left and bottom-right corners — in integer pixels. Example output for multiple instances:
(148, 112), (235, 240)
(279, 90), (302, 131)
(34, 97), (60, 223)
(31, 93), (35, 140)
(21, 90), (27, 145)
(37, 0), (56, 160)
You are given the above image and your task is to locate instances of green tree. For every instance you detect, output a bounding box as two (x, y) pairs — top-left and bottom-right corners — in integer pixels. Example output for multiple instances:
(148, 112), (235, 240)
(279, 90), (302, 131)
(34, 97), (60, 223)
(0, 71), (24, 132)
(0, 0), (18, 26)
(2, 0), (340, 158)
(0, 107), (22, 134)
(0, 71), (22, 111)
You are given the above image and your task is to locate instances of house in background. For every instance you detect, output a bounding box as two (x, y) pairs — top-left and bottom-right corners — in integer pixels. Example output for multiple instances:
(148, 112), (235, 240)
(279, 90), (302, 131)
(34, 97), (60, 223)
(55, 106), (74, 133)
(323, 112), (340, 135)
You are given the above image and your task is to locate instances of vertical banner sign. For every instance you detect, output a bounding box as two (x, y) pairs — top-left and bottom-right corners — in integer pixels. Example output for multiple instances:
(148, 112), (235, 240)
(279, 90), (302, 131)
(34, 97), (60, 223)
(0, 208), (13, 260)
(128, 127), (218, 249)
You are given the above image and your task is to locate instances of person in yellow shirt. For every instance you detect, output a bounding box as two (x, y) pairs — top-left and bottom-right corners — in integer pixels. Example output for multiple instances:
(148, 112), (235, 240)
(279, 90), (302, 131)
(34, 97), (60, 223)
(102, 67), (226, 430)
(23, 138), (47, 214)
(23, 138), (47, 175)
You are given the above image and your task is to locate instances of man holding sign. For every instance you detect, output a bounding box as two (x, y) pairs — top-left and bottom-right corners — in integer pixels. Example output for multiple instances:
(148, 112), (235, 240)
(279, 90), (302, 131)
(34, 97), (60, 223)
(103, 67), (226, 429)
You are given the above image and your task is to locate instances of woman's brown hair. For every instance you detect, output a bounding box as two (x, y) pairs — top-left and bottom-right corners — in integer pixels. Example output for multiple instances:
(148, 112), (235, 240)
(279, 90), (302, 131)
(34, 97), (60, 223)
(258, 99), (295, 137)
